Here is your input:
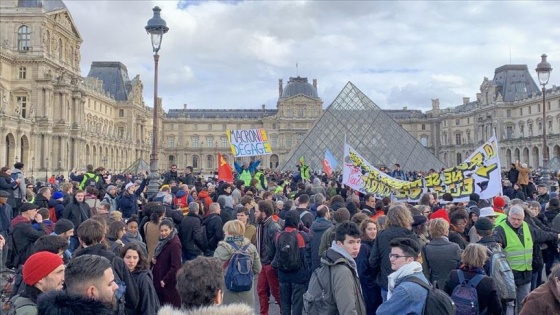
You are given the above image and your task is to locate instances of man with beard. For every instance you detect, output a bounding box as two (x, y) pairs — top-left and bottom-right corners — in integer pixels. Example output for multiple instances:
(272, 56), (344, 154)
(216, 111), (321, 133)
(182, 166), (196, 187)
(255, 200), (281, 314)
(8, 251), (65, 314)
(37, 254), (117, 314)
(163, 164), (180, 185)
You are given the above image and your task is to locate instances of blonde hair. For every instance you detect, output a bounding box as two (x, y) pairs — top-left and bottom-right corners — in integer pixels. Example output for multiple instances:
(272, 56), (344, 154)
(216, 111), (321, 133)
(223, 219), (245, 237)
(461, 243), (487, 268)
(386, 203), (413, 229)
(428, 218), (449, 238)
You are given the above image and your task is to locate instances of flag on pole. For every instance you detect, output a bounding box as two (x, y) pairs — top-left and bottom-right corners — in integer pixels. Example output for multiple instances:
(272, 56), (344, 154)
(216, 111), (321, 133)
(218, 153), (233, 183)
(322, 148), (338, 176)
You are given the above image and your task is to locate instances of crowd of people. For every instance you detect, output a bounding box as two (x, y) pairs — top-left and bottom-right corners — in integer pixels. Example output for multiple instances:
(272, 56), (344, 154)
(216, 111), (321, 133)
(0, 160), (559, 315)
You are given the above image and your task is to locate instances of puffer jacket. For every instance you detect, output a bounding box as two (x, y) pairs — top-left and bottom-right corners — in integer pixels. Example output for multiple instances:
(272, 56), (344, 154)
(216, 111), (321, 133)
(369, 225), (419, 289)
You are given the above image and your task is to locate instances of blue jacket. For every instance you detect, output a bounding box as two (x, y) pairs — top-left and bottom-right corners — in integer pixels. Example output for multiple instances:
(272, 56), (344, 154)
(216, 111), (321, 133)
(119, 179), (147, 218)
(376, 271), (428, 314)
(309, 217), (332, 272)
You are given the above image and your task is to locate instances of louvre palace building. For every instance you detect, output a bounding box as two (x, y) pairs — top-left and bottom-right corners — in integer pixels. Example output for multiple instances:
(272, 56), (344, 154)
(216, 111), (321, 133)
(1, 0), (559, 180)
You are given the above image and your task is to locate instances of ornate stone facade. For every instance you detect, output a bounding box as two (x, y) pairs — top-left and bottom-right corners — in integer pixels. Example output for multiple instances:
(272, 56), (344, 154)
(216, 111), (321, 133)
(0, 1), (152, 181)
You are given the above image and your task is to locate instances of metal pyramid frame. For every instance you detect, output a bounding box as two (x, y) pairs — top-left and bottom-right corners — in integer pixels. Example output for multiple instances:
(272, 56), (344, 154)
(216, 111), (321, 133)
(122, 158), (150, 174)
(279, 82), (446, 172)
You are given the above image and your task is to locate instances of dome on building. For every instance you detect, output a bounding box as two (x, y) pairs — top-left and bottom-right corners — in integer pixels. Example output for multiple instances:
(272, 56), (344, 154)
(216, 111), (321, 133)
(282, 77), (318, 98)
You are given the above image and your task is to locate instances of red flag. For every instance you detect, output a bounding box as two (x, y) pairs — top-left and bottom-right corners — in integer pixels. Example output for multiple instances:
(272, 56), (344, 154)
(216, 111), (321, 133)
(218, 153), (233, 183)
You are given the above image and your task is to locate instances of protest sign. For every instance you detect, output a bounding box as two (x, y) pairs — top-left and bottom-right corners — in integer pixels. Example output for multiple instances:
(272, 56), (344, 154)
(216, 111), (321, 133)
(226, 129), (272, 157)
(342, 136), (502, 202)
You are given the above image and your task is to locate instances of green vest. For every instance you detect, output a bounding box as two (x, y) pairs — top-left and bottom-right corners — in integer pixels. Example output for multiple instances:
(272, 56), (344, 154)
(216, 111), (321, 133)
(79, 172), (99, 190)
(498, 220), (533, 271)
(254, 171), (267, 190)
(239, 170), (252, 186)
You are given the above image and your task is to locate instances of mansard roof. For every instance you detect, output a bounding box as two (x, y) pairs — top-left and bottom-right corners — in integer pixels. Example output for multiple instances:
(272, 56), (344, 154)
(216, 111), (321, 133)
(87, 62), (131, 101)
(18, 0), (66, 12)
(492, 64), (540, 102)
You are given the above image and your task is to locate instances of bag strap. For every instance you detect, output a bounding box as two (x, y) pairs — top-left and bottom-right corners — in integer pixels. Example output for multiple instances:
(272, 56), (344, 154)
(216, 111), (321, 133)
(458, 269), (466, 283)
(468, 274), (485, 288)
(406, 276), (430, 291)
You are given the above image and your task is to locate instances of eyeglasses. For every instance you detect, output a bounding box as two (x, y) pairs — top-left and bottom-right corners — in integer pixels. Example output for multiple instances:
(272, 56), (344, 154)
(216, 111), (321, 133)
(389, 254), (412, 260)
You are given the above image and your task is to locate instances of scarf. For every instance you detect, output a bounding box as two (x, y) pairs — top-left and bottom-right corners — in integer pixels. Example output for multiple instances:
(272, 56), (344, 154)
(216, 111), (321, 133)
(330, 240), (358, 272)
(459, 265), (485, 275)
(387, 261), (422, 300)
(153, 228), (177, 259)
(124, 231), (143, 243)
(225, 235), (244, 244)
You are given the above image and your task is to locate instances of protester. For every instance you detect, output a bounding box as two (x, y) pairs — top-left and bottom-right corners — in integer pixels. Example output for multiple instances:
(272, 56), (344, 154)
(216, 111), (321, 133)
(145, 202), (166, 262)
(422, 218), (462, 287)
(309, 205), (333, 272)
(356, 218), (381, 313)
(214, 220), (261, 307)
(10, 203), (46, 267)
(202, 202), (224, 257)
(520, 264), (560, 314)
(152, 219), (182, 307)
(157, 256), (253, 315)
(122, 242), (160, 314)
(236, 205), (256, 245)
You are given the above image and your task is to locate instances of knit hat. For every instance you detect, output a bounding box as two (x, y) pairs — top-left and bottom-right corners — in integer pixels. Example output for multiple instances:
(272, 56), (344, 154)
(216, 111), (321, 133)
(125, 183), (135, 190)
(468, 206), (480, 217)
(54, 219), (74, 235)
(284, 210), (300, 228)
(549, 198), (560, 208)
(19, 203), (38, 212)
(479, 207), (497, 218)
(23, 252), (64, 286)
(429, 209), (450, 223)
(412, 215), (427, 227)
(474, 217), (494, 231)
(493, 196), (506, 209)
(52, 191), (64, 200)
(107, 185), (117, 191)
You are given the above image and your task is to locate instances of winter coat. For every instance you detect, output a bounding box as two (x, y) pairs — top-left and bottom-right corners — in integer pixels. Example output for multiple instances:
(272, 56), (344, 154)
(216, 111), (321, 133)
(10, 215), (46, 267)
(37, 290), (113, 315)
(448, 230), (468, 249)
(178, 212), (207, 257)
(422, 236), (462, 287)
(131, 269), (160, 315)
(197, 191), (213, 213)
(444, 269), (503, 315)
(318, 247), (366, 315)
(369, 225), (418, 289)
(73, 243), (140, 314)
(213, 237), (261, 307)
(309, 217), (333, 272)
(544, 206), (560, 227)
(520, 280), (560, 315)
(0, 174), (18, 209)
(256, 216), (281, 265)
(516, 163), (530, 185)
(202, 213), (223, 255)
(48, 197), (65, 221)
(144, 221), (160, 263)
(157, 303), (253, 315)
(11, 168), (26, 201)
(62, 196), (90, 229)
(296, 207), (314, 229)
(102, 192), (118, 211)
(272, 227), (311, 284)
(376, 271), (428, 314)
(152, 235), (182, 307)
(356, 240), (381, 315)
(0, 203), (13, 235)
(32, 193), (49, 209)
(507, 168), (519, 186)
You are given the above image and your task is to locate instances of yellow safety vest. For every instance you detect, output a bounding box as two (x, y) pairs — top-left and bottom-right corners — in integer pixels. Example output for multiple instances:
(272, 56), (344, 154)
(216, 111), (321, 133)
(239, 170), (251, 186)
(498, 220), (533, 271)
(254, 171), (267, 190)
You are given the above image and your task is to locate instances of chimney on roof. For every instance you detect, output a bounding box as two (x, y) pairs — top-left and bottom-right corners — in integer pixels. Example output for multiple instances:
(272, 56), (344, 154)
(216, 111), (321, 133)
(262, 104), (265, 111)
(183, 103), (187, 110)
(313, 79), (317, 90)
(431, 98), (440, 110)
(403, 106), (407, 110)
(278, 79), (283, 98)
(463, 97), (470, 105)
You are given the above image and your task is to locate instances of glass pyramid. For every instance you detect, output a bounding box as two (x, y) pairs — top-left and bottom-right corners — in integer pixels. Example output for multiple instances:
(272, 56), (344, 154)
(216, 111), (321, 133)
(280, 82), (446, 172)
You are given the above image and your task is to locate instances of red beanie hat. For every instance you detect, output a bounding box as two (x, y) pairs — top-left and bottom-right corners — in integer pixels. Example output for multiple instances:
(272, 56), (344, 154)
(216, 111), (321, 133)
(429, 209), (450, 223)
(493, 196), (506, 213)
(23, 251), (64, 286)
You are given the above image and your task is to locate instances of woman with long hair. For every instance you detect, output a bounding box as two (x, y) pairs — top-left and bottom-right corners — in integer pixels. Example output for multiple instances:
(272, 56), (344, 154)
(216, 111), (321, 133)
(122, 242), (160, 314)
(106, 220), (126, 256)
(151, 219), (182, 307)
(357, 219), (382, 313)
(213, 220), (261, 307)
(444, 243), (502, 315)
(145, 203), (165, 263)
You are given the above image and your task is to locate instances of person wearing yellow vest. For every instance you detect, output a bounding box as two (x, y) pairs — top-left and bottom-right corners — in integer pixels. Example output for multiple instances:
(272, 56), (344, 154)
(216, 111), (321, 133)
(253, 169), (267, 191)
(493, 205), (560, 312)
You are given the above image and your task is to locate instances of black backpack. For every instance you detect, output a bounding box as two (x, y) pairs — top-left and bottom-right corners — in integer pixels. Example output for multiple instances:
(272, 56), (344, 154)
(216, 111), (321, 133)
(406, 276), (455, 315)
(5, 231), (19, 269)
(275, 230), (302, 272)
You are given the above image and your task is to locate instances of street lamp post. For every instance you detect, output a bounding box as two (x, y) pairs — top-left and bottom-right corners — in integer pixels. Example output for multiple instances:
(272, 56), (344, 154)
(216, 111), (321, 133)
(145, 6), (169, 199)
(536, 54), (553, 187)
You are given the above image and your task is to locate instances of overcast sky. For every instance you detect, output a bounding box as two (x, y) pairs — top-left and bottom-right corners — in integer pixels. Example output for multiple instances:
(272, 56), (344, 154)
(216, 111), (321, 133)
(64, 0), (560, 112)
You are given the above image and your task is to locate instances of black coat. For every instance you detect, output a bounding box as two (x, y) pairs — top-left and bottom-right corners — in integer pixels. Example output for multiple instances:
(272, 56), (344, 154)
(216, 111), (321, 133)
(369, 226), (419, 289)
(309, 218), (333, 272)
(38, 290), (113, 315)
(131, 269), (160, 315)
(0, 174), (18, 209)
(202, 213), (223, 254)
(62, 196), (90, 229)
(33, 193), (49, 209)
(10, 216), (46, 267)
(444, 269), (503, 315)
(178, 212), (207, 257)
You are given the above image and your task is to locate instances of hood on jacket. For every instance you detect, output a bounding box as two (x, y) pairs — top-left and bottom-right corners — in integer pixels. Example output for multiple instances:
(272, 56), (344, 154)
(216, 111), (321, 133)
(176, 190), (188, 198)
(198, 191), (210, 199)
(321, 246), (354, 269)
(37, 290), (113, 315)
(11, 215), (30, 228)
(158, 303), (253, 315)
(311, 218), (333, 233)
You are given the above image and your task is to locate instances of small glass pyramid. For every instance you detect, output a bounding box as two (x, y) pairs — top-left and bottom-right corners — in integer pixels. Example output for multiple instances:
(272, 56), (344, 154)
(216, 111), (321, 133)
(280, 82), (446, 172)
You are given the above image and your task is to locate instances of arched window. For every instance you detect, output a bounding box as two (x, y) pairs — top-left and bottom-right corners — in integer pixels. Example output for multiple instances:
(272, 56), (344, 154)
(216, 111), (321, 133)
(18, 26), (30, 51)
(168, 155), (174, 164)
(192, 155), (199, 169)
(206, 155), (214, 169)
